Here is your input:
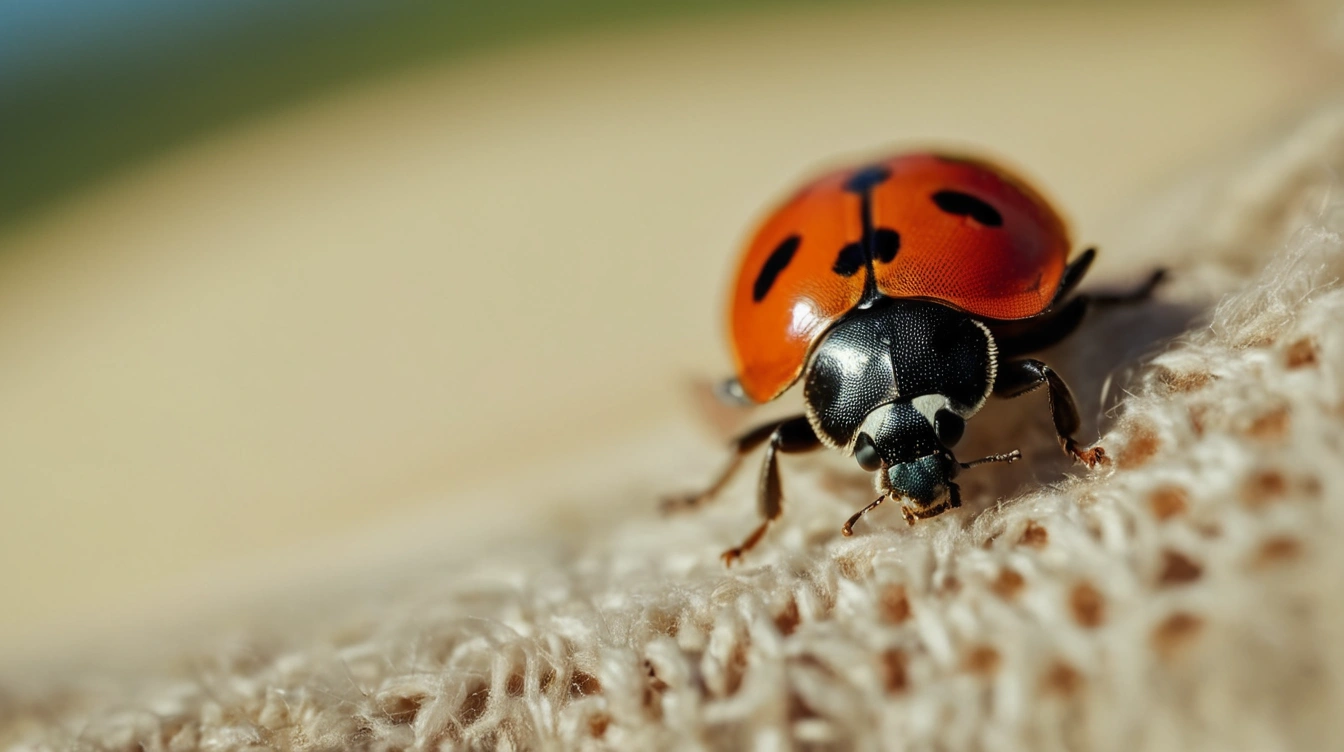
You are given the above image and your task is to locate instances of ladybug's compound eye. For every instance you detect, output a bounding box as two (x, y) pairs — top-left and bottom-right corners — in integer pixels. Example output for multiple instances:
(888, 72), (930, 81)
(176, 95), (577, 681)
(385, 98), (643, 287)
(934, 410), (965, 448)
(854, 433), (883, 471)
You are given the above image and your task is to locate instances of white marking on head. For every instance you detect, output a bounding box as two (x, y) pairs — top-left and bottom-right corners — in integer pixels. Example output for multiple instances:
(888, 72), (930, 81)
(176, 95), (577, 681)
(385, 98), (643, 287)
(851, 402), (895, 454)
(911, 393), (950, 427)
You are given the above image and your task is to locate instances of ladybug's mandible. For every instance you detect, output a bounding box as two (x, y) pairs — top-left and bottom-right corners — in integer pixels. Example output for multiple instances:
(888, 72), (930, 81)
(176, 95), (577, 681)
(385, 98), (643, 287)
(669, 152), (1162, 565)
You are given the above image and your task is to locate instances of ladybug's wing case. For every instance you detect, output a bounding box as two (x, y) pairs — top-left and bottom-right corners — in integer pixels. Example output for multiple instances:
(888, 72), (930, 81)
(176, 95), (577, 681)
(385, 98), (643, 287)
(728, 170), (868, 403)
(869, 154), (1071, 321)
(728, 152), (1073, 403)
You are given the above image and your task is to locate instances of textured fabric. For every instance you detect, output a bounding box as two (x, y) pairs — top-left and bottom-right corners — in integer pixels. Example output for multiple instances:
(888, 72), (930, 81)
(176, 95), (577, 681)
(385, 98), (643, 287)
(8, 100), (1344, 752)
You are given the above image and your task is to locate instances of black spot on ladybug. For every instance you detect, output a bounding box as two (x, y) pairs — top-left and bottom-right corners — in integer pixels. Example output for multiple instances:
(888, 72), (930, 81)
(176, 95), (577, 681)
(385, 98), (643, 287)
(844, 165), (892, 194)
(833, 242), (865, 277)
(873, 228), (901, 263)
(754, 235), (800, 302)
(932, 190), (1003, 227)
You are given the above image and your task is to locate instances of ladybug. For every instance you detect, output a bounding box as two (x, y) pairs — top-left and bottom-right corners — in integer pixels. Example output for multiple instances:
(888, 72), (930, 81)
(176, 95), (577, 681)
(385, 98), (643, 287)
(669, 152), (1163, 565)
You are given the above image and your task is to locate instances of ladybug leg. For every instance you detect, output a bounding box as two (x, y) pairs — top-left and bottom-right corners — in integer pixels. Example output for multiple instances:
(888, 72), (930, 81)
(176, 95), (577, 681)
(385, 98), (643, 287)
(1088, 268), (1167, 307)
(993, 264), (1166, 358)
(1052, 247), (1097, 303)
(1049, 248), (1163, 307)
(992, 296), (1088, 358)
(994, 359), (1106, 467)
(661, 416), (800, 514)
(721, 417), (821, 566)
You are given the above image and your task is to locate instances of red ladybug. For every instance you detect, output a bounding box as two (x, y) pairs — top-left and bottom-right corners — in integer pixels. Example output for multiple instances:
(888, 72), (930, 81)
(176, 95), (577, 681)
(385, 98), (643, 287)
(670, 152), (1162, 565)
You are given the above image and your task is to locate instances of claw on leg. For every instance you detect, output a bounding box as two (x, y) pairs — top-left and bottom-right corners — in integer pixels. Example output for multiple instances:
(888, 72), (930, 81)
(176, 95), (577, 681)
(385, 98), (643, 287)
(660, 491), (711, 515)
(1064, 439), (1108, 467)
(995, 359), (1101, 468)
(669, 414), (822, 565)
(842, 495), (888, 537)
(721, 520), (771, 567)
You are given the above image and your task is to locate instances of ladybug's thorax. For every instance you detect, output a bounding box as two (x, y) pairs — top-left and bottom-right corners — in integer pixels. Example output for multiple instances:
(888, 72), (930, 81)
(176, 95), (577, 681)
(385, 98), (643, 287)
(801, 299), (997, 458)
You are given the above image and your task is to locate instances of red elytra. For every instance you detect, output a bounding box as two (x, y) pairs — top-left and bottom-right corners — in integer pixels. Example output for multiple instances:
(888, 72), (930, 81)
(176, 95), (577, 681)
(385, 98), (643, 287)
(727, 153), (1072, 403)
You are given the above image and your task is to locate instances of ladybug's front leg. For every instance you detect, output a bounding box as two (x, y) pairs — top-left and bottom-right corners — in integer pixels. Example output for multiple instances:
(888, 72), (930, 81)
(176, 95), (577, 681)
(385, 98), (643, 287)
(720, 417), (821, 566)
(994, 359), (1105, 466)
(661, 414), (807, 514)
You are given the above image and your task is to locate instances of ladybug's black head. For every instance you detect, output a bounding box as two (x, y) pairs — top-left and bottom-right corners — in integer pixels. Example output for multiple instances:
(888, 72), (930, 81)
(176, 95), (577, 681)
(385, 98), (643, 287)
(881, 451), (960, 507)
(852, 397), (968, 508)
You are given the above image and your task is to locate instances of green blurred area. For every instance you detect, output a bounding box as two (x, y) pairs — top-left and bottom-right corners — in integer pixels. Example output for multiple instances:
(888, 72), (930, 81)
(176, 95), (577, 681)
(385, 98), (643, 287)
(2, 0), (907, 234)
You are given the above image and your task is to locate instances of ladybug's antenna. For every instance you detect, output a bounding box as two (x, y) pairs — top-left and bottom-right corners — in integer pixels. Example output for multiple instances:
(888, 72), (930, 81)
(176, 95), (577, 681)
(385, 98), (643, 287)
(842, 164), (892, 307)
(959, 449), (1022, 469)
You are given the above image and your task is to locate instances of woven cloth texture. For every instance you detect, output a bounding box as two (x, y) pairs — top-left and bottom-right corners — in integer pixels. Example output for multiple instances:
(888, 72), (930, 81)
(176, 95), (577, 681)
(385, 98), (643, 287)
(7, 98), (1344, 751)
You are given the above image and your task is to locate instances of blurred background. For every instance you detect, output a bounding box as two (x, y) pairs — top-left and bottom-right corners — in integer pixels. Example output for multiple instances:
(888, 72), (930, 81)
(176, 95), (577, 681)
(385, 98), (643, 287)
(0, 0), (1336, 659)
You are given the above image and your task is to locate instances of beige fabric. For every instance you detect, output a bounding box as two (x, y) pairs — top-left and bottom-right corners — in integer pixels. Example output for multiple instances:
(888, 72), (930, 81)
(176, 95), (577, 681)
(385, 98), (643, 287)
(0, 2), (1326, 648)
(7, 93), (1344, 751)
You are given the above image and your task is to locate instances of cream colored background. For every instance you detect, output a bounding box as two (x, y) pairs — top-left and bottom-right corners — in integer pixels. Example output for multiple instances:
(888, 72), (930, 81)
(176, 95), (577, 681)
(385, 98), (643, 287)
(0, 2), (1328, 656)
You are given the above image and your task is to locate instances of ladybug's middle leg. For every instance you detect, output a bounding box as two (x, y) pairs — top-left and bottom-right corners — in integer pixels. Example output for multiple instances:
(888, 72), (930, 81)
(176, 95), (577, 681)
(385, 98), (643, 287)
(721, 417), (821, 566)
(994, 359), (1105, 466)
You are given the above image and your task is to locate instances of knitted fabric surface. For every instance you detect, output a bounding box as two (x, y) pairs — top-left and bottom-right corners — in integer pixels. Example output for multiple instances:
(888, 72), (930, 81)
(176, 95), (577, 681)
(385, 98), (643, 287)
(7, 101), (1344, 751)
